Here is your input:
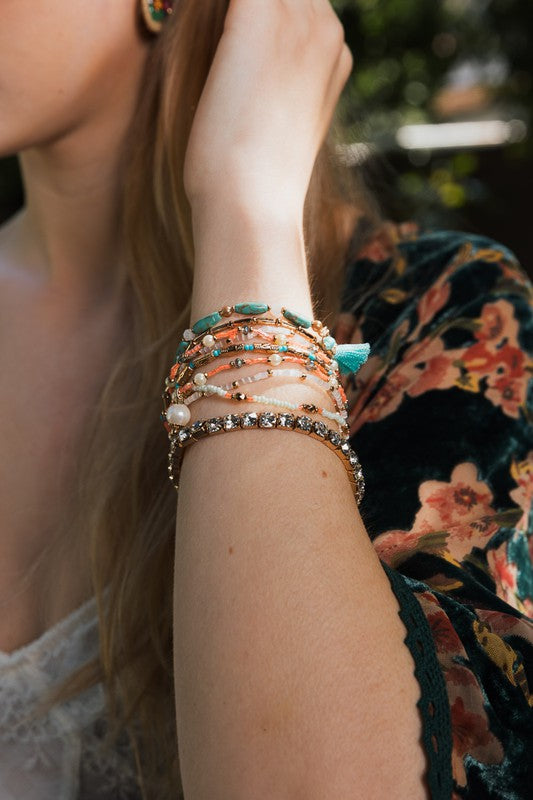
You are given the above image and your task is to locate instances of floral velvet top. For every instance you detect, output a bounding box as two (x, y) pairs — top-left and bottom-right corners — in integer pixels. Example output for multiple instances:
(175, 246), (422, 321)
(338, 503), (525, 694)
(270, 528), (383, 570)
(333, 222), (533, 800)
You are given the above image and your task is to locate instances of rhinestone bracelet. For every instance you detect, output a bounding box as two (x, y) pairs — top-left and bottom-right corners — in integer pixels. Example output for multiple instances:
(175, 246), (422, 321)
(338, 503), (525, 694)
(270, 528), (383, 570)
(167, 410), (365, 506)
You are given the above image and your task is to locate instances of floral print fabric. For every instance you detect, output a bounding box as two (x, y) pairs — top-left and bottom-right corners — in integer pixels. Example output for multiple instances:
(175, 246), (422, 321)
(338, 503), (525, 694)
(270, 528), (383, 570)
(333, 223), (533, 799)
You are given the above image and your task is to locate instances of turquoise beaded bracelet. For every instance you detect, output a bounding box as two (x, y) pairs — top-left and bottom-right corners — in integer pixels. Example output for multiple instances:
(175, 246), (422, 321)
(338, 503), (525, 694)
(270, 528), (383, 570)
(175, 303), (370, 377)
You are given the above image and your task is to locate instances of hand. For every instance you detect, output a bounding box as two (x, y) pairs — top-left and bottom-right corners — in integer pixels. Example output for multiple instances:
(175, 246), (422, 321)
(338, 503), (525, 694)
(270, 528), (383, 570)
(183, 0), (354, 218)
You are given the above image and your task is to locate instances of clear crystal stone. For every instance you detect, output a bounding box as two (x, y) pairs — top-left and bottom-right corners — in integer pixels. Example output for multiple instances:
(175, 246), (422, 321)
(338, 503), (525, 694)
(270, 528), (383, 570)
(206, 417), (224, 433)
(259, 411), (277, 428)
(313, 421), (328, 438)
(295, 415), (313, 431)
(277, 413), (295, 428)
(348, 450), (359, 466)
(340, 441), (351, 455)
(224, 414), (241, 430)
(190, 420), (205, 436)
(328, 430), (342, 447)
(178, 428), (191, 443)
(241, 412), (258, 427)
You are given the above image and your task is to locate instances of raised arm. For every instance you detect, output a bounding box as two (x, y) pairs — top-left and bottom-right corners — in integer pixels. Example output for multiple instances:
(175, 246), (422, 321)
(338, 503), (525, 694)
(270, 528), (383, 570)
(171, 2), (428, 798)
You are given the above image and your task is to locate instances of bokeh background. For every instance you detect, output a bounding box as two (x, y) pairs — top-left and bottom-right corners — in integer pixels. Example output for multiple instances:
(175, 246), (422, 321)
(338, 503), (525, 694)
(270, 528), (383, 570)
(1, 0), (532, 275)
(333, 0), (532, 276)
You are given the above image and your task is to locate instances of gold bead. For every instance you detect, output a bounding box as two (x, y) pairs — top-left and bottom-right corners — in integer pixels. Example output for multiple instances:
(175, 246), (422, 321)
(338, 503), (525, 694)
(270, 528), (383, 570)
(311, 320), (323, 332)
(220, 305), (233, 317)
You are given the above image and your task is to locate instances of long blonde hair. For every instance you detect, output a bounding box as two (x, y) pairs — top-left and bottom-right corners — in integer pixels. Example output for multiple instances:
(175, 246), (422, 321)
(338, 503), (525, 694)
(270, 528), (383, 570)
(48, 1), (382, 796)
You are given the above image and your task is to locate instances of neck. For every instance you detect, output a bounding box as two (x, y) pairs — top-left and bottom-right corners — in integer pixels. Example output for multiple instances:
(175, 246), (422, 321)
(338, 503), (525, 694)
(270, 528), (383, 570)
(1, 72), (145, 309)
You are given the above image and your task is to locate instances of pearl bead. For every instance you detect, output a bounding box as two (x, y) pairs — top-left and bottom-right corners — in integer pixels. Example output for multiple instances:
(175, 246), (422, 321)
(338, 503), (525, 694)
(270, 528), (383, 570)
(331, 360), (339, 372)
(202, 334), (215, 348)
(183, 329), (195, 341)
(193, 372), (207, 386)
(166, 403), (191, 426)
(269, 353), (283, 366)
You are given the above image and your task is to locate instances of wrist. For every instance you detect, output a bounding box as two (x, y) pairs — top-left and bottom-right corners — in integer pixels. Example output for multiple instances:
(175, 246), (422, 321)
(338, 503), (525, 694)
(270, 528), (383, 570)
(188, 170), (305, 232)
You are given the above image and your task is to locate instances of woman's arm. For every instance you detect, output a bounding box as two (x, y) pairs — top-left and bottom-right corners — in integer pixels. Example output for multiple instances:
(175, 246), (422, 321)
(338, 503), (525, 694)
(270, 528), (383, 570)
(172, 194), (428, 800)
(172, 2), (428, 797)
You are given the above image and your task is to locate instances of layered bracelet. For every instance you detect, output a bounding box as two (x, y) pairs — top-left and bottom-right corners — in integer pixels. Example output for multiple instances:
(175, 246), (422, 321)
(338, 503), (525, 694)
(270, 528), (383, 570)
(161, 302), (370, 505)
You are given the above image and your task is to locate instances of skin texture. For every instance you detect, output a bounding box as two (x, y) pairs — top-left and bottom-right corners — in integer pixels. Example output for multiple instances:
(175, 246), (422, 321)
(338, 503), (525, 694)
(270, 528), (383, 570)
(0, 0), (148, 651)
(175, 2), (429, 798)
(0, 1), (429, 796)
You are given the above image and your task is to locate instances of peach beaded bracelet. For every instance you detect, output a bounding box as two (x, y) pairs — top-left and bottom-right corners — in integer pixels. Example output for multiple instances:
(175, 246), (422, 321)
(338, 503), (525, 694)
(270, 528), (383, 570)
(161, 302), (370, 504)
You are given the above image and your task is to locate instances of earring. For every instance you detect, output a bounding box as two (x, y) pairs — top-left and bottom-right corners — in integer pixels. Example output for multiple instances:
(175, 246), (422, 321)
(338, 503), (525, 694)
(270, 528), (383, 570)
(140, 0), (174, 34)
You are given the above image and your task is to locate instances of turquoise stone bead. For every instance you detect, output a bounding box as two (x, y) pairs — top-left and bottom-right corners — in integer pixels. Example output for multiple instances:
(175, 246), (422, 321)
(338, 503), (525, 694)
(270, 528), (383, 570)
(189, 361), (195, 368)
(278, 346), (288, 352)
(175, 341), (188, 359)
(192, 311), (222, 335)
(234, 302), (269, 315)
(244, 344), (254, 351)
(213, 349), (221, 356)
(282, 308), (312, 328)
(308, 353), (316, 361)
(322, 336), (337, 351)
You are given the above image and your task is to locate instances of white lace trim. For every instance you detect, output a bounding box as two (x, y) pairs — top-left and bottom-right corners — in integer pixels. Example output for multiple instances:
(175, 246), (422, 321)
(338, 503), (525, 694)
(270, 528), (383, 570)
(0, 595), (141, 799)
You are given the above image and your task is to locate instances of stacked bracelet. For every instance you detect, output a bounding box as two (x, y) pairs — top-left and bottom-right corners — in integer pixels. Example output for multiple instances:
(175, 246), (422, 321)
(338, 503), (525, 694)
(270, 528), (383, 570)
(161, 302), (370, 505)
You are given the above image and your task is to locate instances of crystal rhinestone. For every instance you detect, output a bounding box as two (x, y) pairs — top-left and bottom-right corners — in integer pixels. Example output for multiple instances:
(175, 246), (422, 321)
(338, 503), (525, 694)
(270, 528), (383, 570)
(206, 417), (224, 433)
(241, 412), (258, 427)
(354, 466), (364, 480)
(348, 450), (359, 467)
(190, 420), (206, 437)
(328, 430), (342, 447)
(224, 414), (241, 430)
(232, 392), (247, 401)
(177, 428), (192, 444)
(313, 421), (328, 438)
(340, 440), (351, 456)
(295, 415), (313, 432)
(234, 357), (245, 368)
(277, 413), (295, 428)
(258, 411), (277, 428)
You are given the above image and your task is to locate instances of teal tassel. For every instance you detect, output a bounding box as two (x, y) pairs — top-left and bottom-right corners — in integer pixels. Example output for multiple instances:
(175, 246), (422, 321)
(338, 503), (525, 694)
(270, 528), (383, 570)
(334, 342), (371, 376)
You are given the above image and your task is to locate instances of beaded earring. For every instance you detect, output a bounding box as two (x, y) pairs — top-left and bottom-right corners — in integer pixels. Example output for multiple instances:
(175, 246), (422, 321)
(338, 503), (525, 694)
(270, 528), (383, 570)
(140, 0), (174, 34)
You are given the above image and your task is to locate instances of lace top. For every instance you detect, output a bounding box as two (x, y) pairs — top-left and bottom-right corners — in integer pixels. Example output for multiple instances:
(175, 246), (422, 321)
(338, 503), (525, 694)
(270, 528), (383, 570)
(0, 596), (141, 799)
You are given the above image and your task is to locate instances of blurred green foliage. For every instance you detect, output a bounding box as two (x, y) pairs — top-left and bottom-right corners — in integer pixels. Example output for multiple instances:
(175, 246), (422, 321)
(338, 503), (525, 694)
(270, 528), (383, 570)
(331, 0), (532, 256)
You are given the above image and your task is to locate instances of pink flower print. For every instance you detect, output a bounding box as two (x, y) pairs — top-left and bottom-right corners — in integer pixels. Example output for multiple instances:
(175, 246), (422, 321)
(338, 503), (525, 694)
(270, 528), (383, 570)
(474, 299), (520, 347)
(486, 545), (521, 611)
(350, 369), (410, 428)
(399, 335), (462, 398)
(461, 340), (498, 376)
(413, 462), (496, 532)
(416, 281), (451, 329)
(509, 452), (533, 529)
(483, 343), (529, 418)
(485, 373), (528, 419)
(450, 695), (504, 788)
(372, 528), (443, 568)
(446, 665), (479, 688)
